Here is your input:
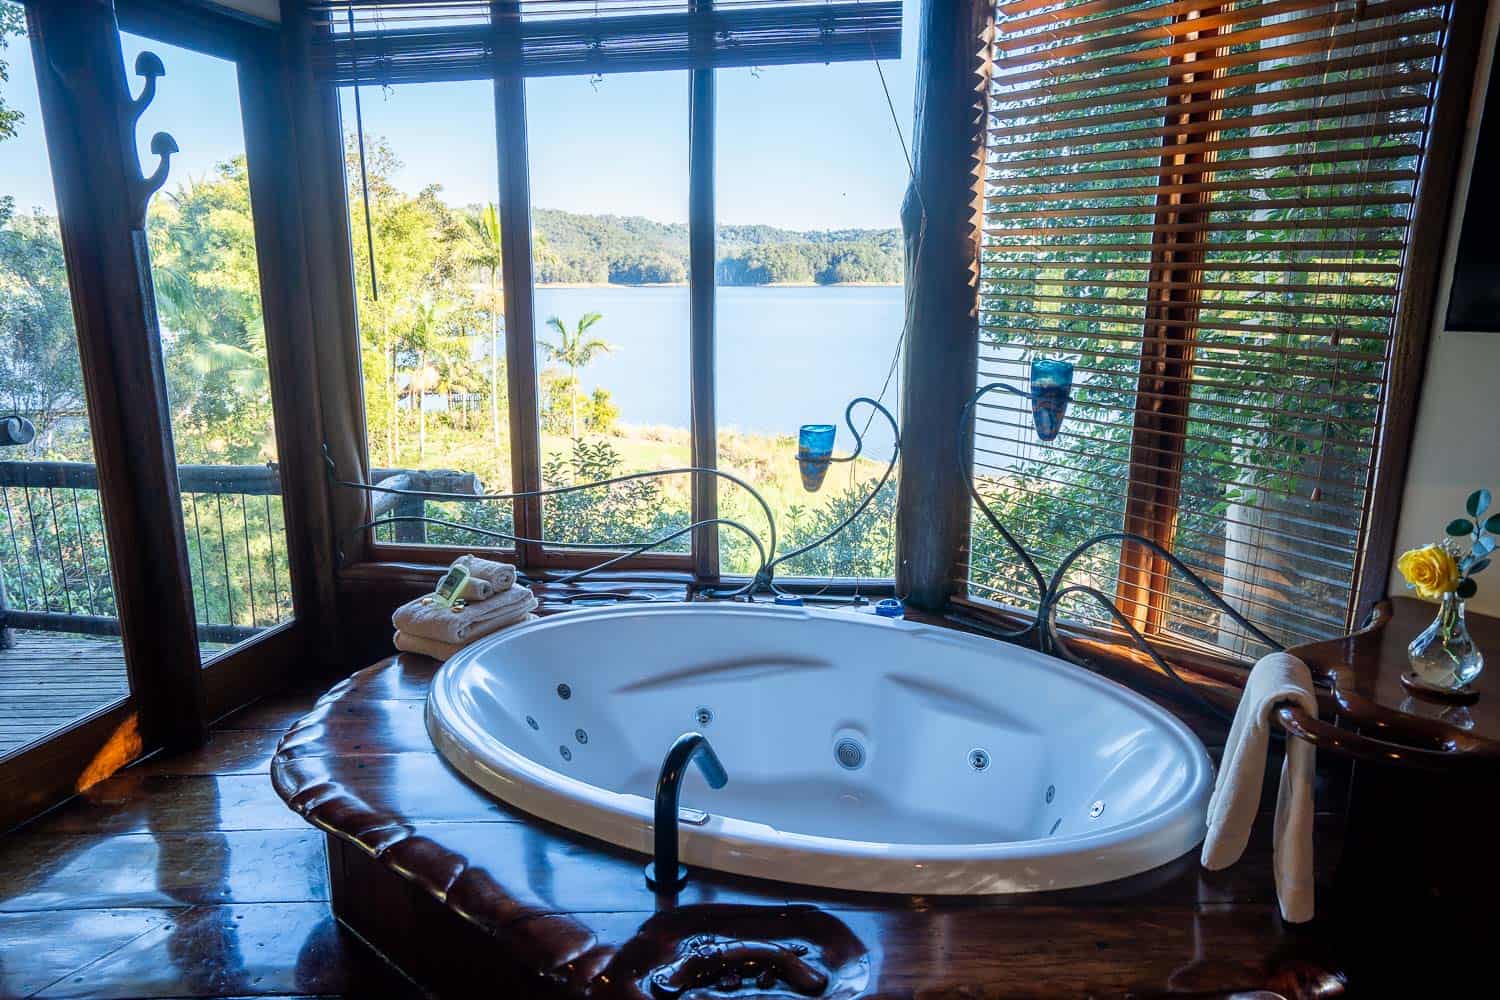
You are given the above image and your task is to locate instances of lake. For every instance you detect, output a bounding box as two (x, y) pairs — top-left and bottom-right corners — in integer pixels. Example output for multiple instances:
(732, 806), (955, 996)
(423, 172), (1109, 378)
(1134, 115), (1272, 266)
(531, 285), (908, 454)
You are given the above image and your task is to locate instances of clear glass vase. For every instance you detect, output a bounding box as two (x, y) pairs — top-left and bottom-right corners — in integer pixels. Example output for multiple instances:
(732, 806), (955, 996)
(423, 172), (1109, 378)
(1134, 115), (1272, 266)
(1407, 593), (1484, 691)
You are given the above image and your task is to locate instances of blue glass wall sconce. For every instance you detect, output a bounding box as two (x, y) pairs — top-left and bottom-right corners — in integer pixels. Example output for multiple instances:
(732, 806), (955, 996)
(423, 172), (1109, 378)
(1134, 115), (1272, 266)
(1028, 358), (1073, 442)
(962, 357), (1075, 446)
(797, 424), (838, 492)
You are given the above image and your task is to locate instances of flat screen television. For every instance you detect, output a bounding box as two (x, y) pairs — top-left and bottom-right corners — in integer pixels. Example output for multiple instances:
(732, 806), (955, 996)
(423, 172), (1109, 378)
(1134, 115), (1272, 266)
(1445, 45), (1500, 333)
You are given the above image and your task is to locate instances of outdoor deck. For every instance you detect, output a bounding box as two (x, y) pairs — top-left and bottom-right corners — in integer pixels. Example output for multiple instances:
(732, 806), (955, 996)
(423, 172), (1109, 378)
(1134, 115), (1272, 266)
(0, 631), (130, 757)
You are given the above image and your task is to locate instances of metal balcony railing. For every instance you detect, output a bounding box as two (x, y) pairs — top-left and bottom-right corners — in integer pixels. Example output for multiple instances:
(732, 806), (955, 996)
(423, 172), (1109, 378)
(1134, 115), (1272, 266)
(0, 460), (480, 647)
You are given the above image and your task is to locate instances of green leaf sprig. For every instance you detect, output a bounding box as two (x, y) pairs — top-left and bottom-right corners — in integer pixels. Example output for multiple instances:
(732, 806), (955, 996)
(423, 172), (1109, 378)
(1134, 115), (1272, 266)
(1443, 488), (1499, 600)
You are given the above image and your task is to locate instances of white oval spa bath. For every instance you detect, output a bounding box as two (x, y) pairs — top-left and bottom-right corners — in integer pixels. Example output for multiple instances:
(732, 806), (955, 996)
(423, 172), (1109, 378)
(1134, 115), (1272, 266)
(426, 603), (1214, 895)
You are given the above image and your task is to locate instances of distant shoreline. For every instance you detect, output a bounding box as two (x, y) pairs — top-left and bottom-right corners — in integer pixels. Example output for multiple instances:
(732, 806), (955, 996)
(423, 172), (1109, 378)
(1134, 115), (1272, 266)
(535, 281), (902, 289)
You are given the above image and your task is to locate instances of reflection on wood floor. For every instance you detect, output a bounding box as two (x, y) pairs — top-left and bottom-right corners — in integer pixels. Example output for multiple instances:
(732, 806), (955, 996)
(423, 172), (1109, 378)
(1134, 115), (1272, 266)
(0, 632), (130, 757)
(0, 681), (423, 999)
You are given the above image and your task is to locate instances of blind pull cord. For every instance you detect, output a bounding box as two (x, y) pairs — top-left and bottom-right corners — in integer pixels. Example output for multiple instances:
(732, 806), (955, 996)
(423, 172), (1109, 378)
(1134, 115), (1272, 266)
(349, 6), (379, 302)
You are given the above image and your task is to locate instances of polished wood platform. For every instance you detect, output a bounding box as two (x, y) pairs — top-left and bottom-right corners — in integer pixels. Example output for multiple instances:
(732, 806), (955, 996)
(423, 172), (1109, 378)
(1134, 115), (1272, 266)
(1291, 596), (1498, 762)
(0, 632), (130, 757)
(272, 654), (1357, 998)
(0, 681), (420, 999)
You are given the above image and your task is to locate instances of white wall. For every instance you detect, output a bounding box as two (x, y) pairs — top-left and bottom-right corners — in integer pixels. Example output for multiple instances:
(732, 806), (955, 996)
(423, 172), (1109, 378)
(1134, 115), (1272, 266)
(210, 0), (279, 22)
(1389, 1), (1500, 616)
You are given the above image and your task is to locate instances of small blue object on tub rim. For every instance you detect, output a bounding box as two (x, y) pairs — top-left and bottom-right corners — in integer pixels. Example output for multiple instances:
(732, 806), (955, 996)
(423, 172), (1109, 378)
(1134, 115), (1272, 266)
(773, 594), (805, 607)
(875, 598), (904, 618)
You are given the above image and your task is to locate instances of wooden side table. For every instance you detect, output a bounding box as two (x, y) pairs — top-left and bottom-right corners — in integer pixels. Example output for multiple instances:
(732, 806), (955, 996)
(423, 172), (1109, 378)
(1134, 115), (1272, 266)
(1285, 600), (1498, 992)
(1285, 597), (1499, 767)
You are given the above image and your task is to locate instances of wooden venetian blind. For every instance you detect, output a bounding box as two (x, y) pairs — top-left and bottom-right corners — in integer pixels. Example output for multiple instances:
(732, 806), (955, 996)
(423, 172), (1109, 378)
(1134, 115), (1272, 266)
(970, 0), (1453, 656)
(307, 0), (902, 86)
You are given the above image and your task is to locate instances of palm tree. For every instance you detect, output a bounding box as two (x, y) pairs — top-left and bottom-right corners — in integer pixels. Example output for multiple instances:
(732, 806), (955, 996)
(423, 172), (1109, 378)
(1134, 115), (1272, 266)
(463, 203), (504, 450)
(404, 294), (458, 462)
(541, 311), (611, 438)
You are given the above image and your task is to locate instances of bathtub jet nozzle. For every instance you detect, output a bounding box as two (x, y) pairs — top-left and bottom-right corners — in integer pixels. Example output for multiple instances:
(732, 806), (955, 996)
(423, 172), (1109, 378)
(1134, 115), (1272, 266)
(646, 731), (728, 894)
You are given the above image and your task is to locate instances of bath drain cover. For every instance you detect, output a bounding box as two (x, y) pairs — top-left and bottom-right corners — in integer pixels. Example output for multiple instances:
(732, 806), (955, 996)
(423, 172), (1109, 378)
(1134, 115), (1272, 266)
(834, 738), (866, 770)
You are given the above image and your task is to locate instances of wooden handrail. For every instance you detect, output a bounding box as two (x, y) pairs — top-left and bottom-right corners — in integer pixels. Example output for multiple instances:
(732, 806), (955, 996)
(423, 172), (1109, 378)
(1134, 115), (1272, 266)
(0, 460), (480, 634)
(0, 459), (284, 494)
(1273, 702), (1495, 771)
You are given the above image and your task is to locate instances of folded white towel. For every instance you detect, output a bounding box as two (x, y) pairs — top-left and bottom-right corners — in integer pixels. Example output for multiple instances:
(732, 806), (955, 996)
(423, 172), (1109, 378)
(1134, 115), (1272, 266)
(394, 614), (539, 661)
(1202, 651), (1318, 924)
(392, 585), (537, 644)
(450, 554), (518, 601)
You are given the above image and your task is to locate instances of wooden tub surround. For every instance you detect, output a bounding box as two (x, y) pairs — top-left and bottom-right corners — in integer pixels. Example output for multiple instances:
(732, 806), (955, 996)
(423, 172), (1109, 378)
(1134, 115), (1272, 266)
(273, 652), (1353, 998)
(300, 580), (1499, 996)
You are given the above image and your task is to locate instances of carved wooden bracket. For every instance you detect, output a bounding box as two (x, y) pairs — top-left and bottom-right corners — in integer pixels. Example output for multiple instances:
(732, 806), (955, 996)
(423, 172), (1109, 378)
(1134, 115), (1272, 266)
(593, 905), (868, 1000)
(125, 51), (177, 229)
(647, 935), (827, 998)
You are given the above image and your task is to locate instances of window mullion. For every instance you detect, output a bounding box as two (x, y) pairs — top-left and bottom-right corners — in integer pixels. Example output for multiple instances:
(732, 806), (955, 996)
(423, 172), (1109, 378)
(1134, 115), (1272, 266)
(494, 70), (543, 566)
(688, 52), (719, 582)
(1115, 12), (1228, 634)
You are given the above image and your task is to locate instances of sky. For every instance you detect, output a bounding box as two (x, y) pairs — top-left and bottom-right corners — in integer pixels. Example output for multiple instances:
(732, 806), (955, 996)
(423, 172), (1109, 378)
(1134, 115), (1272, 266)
(4, 0), (919, 233)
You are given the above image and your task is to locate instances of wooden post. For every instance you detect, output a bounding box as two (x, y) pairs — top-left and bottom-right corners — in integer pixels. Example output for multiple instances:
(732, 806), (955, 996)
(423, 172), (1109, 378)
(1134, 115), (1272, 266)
(26, 0), (206, 748)
(492, 2), (544, 568)
(1114, 18), (1229, 635)
(236, 20), (344, 656)
(689, 0), (719, 582)
(368, 469), (484, 544)
(894, 0), (992, 612)
(278, 0), (371, 572)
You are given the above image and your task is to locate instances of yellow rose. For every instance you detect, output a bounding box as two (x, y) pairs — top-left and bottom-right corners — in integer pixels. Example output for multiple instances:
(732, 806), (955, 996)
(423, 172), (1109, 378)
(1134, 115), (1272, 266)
(1397, 544), (1461, 600)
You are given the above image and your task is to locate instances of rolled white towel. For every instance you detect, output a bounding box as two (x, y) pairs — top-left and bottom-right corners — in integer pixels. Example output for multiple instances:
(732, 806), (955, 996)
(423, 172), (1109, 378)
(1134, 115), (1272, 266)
(392, 585), (537, 645)
(1201, 651), (1318, 924)
(450, 554), (518, 601)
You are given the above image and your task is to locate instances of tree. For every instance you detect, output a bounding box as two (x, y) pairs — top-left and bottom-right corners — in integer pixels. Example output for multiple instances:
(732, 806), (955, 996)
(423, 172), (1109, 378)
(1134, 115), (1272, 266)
(344, 133), (462, 465)
(399, 293), (459, 462)
(0, 199), (87, 452)
(541, 438), (688, 551)
(608, 251), (685, 285)
(780, 479), (897, 578)
(463, 202), (504, 450)
(432, 322), (483, 431)
(527, 206), (902, 287)
(0, 4), (25, 143)
(540, 311), (611, 438)
(148, 161), (274, 463)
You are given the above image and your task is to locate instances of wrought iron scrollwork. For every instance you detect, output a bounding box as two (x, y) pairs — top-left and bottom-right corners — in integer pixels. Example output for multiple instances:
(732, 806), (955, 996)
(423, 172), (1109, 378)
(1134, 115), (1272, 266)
(959, 380), (1298, 723)
(124, 51), (177, 229)
(324, 394), (898, 601)
(757, 396), (900, 597)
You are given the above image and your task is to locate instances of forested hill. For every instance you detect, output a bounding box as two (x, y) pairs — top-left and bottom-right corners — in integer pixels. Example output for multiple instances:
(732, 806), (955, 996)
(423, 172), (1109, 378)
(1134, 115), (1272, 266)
(530, 207), (903, 286)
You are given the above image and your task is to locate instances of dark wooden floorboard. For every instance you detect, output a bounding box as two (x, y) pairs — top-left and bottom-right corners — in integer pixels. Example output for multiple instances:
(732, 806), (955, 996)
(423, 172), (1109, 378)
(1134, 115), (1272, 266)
(0, 632), (130, 757)
(0, 681), (422, 999)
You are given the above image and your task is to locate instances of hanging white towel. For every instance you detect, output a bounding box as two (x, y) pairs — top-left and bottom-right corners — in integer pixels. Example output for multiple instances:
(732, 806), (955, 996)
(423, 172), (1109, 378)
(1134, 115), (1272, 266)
(1201, 651), (1318, 924)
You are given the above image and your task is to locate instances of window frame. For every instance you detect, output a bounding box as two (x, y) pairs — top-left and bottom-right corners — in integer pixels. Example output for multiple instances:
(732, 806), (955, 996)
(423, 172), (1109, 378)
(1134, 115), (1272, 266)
(0, 0), (341, 826)
(114, 0), (339, 713)
(345, 21), (902, 592)
(956, 0), (1483, 663)
(330, 0), (1477, 652)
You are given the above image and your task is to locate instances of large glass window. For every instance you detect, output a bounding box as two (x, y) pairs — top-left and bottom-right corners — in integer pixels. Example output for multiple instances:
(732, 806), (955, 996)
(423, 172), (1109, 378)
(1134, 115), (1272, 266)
(526, 71), (692, 552)
(337, 1), (917, 582)
(337, 80), (514, 548)
(124, 31), (294, 660)
(1, 1), (130, 753)
(972, 0), (1449, 656)
(714, 45), (914, 581)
